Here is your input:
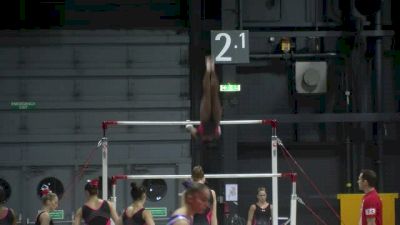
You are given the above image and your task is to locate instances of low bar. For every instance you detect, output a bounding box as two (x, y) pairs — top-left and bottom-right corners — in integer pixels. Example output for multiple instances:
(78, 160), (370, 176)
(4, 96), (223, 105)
(113, 173), (283, 180)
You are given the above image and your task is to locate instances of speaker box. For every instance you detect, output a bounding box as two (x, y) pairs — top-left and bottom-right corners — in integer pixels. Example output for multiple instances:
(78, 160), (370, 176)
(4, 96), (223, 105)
(295, 61), (327, 94)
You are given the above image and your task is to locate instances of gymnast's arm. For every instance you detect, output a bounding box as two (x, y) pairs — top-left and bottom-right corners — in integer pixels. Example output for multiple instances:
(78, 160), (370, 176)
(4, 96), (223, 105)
(246, 204), (256, 225)
(185, 124), (198, 139)
(73, 208), (82, 225)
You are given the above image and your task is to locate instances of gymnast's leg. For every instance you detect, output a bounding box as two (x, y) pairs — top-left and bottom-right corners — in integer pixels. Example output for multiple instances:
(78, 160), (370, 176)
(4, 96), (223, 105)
(200, 56), (213, 123)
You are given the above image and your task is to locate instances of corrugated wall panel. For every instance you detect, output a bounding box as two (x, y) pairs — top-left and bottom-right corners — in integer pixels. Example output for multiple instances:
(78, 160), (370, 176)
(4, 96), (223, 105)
(0, 30), (190, 225)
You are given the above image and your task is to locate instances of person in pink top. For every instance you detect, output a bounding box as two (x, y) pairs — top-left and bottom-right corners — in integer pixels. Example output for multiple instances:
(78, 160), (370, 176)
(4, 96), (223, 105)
(357, 169), (382, 225)
(167, 183), (210, 225)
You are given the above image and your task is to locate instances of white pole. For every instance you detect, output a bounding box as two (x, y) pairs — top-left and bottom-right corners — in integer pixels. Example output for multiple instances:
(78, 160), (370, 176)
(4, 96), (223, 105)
(103, 119), (272, 127)
(101, 137), (108, 200)
(118, 173), (282, 180)
(111, 183), (117, 208)
(271, 127), (278, 225)
(290, 178), (297, 225)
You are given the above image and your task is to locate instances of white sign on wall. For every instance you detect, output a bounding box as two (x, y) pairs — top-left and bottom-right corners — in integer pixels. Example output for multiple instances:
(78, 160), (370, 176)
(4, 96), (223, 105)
(225, 184), (238, 201)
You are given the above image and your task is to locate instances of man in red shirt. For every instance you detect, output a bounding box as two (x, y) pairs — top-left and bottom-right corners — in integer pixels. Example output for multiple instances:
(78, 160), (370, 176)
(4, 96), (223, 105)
(357, 169), (382, 225)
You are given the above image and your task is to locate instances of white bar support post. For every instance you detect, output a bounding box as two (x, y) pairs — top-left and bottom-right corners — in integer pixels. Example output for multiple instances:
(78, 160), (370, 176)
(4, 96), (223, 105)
(271, 124), (278, 225)
(111, 182), (117, 207)
(101, 137), (108, 200)
(290, 175), (297, 225)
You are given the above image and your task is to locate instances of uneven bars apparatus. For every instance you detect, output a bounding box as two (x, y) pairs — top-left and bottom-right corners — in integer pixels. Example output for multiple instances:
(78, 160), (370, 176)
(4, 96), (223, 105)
(101, 119), (289, 225)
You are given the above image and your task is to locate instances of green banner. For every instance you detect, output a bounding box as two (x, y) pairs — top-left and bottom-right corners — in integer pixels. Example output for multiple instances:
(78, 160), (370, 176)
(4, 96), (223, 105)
(49, 210), (64, 220)
(220, 84), (241, 92)
(10, 101), (36, 110)
(146, 207), (167, 217)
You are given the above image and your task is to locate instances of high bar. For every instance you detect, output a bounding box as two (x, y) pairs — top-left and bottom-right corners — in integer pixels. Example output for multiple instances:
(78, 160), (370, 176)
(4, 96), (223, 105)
(113, 173), (283, 180)
(102, 119), (277, 128)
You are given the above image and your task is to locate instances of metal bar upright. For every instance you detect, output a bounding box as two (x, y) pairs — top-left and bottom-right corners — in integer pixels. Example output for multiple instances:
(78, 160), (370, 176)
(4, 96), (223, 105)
(271, 123), (278, 225)
(101, 137), (108, 200)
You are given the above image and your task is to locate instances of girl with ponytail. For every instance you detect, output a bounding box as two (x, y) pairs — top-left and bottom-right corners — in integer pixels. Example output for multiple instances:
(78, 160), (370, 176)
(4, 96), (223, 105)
(35, 185), (58, 225)
(118, 182), (154, 225)
(73, 179), (119, 225)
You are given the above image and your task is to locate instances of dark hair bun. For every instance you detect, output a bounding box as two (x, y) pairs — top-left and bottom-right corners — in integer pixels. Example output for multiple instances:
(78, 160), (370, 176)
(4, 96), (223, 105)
(130, 182), (145, 201)
(130, 182), (138, 189)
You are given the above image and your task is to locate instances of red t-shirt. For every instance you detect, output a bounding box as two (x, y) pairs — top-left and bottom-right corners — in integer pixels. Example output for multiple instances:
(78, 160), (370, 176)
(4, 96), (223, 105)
(359, 188), (382, 225)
